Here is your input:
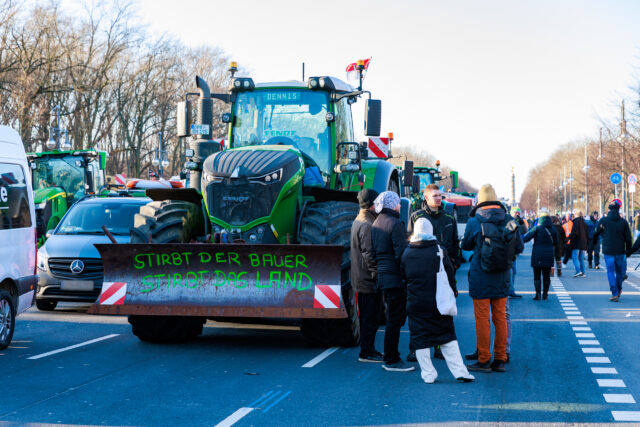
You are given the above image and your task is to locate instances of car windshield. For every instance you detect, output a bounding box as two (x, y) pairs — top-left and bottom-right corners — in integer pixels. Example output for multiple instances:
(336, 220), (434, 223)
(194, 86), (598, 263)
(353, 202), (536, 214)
(232, 89), (330, 175)
(57, 202), (144, 235)
(32, 156), (86, 196)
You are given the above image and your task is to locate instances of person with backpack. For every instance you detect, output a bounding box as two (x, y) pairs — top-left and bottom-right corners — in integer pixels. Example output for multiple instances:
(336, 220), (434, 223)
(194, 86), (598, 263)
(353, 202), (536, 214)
(568, 210), (589, 278)
(402, 218), (474, 384)
(351, 189), (382, 363)
(522, 211), (558, 300)
(371, 191), (414, 372)
(594, 202), (632, 302)
(585, 211), (601, 269)
(551, 215), (566, 276)
(461, 184), (524, 373)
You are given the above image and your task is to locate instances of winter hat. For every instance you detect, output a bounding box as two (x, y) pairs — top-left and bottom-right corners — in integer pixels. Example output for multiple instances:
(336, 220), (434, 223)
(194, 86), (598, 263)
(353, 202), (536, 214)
(477, 184), (498, 204)
(373, 191), (400, 214)
(609, 202), (620, 211)
(357, 189), (379, 209)
(510, 206), (521, 215)
(538, 208), (550, 217)
(410, 217), (437, 242)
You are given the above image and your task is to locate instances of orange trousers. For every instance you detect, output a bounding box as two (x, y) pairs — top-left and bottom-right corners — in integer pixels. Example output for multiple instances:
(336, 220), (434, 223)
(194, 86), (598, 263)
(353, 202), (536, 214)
(472, 297), (507, 363)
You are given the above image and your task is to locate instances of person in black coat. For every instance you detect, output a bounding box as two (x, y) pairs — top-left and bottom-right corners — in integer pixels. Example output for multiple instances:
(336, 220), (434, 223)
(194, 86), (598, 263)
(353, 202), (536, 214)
(594, 203), (632, 301)
(351, 189), (381, 363)
(371, 191), (413, 372)
(551, 215), (565, 276)
(402, 218), (474, 383)
(522, 213), (557, 300)
(568, 211), (588, 277)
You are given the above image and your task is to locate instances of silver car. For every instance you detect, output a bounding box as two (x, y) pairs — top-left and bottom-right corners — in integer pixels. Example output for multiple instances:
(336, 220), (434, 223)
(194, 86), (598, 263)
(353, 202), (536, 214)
(35, 196), (150, 311)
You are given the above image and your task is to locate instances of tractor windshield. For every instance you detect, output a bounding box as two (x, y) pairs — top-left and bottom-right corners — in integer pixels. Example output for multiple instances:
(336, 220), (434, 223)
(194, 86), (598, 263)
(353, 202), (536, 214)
(417, 172), (435, 191)
(32, 156), (86, 197)
(232, 89), (330, 175)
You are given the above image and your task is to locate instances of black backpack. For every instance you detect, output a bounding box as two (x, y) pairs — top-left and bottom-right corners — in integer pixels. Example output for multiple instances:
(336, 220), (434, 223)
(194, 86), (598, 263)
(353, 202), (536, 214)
(480, 220), (519, 273)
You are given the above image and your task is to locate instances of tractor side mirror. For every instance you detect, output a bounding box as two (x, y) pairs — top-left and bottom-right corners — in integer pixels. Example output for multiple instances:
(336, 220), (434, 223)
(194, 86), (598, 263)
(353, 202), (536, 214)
(177, 100), (192, 137)
(337, 142), (360, 165)
(412, 175), (420, 194)
(364, 99), (381, 136)
(403, 160), (414, 187)
(450, 171), (459, 190)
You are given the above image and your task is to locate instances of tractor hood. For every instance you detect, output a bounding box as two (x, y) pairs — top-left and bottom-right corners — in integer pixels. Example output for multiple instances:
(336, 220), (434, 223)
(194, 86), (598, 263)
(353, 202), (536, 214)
(202, 146), (304, 228)
(34, 187), (65, 204)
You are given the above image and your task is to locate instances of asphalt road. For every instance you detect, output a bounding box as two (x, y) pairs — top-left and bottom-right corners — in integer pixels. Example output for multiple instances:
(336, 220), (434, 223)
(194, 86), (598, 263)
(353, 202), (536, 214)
(3, 245), (640, 426)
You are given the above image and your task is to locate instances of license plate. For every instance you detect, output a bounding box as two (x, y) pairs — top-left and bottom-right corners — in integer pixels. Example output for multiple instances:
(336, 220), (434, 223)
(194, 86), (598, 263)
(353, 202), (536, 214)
(61, 280), (95, 291)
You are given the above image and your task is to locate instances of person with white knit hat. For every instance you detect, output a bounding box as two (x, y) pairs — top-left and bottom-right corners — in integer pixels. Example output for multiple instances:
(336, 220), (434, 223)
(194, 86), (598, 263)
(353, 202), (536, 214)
(402, 217), (475, 383)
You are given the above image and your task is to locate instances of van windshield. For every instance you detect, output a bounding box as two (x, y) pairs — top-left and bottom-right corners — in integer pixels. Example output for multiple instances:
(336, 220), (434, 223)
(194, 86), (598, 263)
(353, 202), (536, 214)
(57, 203), (144, 236)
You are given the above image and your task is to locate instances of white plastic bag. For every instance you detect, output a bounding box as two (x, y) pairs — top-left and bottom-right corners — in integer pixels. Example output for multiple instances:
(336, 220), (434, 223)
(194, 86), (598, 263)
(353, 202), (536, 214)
(436, 247), (457, 316)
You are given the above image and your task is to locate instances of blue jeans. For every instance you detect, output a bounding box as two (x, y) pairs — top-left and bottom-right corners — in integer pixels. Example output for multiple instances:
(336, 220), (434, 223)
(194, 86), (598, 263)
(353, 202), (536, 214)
(509, 260), (517, 295)
(604, 254), (626, 296)
(572, 249), (585, 274)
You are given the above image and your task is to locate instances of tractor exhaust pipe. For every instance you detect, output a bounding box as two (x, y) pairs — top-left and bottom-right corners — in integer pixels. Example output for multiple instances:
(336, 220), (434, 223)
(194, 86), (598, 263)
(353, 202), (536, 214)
(189, 76), (218, 189)
(196, 76), (210, 99)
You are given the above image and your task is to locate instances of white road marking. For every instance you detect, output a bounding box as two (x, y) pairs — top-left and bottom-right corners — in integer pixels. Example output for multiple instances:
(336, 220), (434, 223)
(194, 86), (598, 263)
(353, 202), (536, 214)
(612, 411), (640, 421)
(597, 379), (626, 387)
(605, 394), (636, 403)
(579, 340), (600, 345)
(302, 347), (339, 368)
(567, 316), (585, 320)
(215, 407), (254, 427)
(571, 321), (588, 325)
(28, 334), (120, 360)
(586, 357), (611, 363)
(592, 367), (618, 374)
(582, 348), (605, 354)
(576, 333), (596, 338)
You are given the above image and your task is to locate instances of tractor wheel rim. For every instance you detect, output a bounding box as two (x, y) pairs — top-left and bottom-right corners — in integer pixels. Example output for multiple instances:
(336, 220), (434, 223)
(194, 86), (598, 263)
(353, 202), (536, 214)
(0, 299), (10, 341)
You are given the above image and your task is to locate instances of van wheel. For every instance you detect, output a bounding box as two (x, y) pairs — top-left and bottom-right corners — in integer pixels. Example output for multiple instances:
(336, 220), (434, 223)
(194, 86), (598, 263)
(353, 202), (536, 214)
(0, 290), (15, 350)
(36, 299), (57, 311)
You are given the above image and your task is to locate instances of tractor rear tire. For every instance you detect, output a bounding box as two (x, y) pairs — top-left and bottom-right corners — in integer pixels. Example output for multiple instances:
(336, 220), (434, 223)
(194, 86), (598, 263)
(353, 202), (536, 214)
(128, 200), (206, 343)
(298, 201), (360, 347)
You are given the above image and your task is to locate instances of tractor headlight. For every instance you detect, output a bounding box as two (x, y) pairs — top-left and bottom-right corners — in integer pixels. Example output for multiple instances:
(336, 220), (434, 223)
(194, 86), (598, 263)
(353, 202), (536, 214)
(37, 201), (47, 209)
(249, 169), (282, 185)
(203, 171), (223, 183)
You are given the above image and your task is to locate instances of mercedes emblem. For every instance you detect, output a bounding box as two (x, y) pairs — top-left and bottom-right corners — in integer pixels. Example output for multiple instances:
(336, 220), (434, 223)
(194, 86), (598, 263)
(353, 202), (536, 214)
(70, 259), (85, 274)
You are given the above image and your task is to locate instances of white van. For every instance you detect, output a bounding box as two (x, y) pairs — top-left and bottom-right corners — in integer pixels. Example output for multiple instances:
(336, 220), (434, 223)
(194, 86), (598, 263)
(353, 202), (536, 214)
(0, 126), (37, 349)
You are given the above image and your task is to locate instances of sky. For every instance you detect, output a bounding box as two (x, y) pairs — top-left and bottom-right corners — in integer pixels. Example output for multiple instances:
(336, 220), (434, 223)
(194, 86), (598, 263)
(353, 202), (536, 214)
(95, 0), (640, 197)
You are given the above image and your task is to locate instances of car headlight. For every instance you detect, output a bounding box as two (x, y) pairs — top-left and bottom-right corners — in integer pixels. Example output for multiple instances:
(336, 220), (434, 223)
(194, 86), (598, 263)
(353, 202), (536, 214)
(37, 248), (48, 271)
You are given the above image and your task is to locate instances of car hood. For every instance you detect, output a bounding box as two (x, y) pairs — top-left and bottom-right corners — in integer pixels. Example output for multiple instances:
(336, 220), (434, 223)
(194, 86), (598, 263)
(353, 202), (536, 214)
(43, 234), (130, 259)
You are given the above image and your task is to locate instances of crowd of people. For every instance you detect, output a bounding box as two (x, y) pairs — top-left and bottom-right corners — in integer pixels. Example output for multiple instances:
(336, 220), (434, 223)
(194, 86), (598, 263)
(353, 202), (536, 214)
(350, 183), (640, 384)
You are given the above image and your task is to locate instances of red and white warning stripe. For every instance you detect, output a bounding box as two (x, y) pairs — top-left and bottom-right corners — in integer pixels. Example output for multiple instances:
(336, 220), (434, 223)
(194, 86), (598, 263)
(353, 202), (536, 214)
(114, 173), (127, 185)
(99, 282), (127, 305)
(313, 285), (341, 309)
(367, 137), (389, 159)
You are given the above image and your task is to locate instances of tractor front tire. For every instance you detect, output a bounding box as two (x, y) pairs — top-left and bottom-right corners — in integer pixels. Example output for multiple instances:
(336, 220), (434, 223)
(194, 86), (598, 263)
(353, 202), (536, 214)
(128, 200), (206, 343)
(299, 201), (360, 347)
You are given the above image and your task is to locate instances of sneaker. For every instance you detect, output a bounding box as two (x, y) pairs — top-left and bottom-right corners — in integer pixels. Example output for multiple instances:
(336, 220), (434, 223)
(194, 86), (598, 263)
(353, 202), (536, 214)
(609, 296), (620, 302)
(595, 265), (600, 270)
(433, 346), (445, 360)
(465, 350), (479, 361)
(580, 273), (586, 278)
(456, 376), (475, 383)
(382, 360), (415, 372)
(406, 351), (417, 362)
(491, 360), (506, 372)
(508, 293), (523, 299)
(467, 361), (491, 373)
(359, 353), (384, 363)
(573, 272), (581, 278)
(623, 274), (628, 281)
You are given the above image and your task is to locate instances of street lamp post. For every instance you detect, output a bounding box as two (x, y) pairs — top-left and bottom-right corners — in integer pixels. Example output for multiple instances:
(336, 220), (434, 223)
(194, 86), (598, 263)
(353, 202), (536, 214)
(598, 128), (604, 215)
(569, 160), (575, 212)
(151, 132), (170, 179)
(563, 166), (567, 214)
(46, 105), (72, 151)
(618, 100), (631, 219)
(583, 141), (590, 214)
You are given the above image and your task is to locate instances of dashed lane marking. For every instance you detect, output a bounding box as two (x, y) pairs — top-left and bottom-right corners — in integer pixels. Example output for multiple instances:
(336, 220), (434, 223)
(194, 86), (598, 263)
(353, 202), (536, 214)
(27, 334), (119, 360)
(582, 348), (605, 353)
(215, 408), (254, 427)
(579, 340), (601, 345)
(302, 347), (339, 368)
(593, 367), (619, 374)
(598, 379), (627, 388)
(612, 411), (640, 421)
(605, 394), (637, 403)
(576, 333), (596, 338)
(586, 357), (611, 363)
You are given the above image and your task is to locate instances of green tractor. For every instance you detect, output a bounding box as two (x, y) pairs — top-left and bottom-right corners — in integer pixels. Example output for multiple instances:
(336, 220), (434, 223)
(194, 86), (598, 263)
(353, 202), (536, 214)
(28, 149), (108, 246)
(90, 70), (405, 346)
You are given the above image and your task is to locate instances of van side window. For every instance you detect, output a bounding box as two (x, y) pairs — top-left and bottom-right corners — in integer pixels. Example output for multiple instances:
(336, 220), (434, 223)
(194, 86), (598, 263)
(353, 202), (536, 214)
(0, 162), (32, 230)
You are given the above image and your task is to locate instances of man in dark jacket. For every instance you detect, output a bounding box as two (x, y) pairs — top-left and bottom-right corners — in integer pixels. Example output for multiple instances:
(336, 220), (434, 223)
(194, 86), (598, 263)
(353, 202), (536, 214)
(568, 210), (589, 278)
(408, 184), (460, 268)
(594, 202), (632, 301)
(461, 184), (524, 373)
(585, 211), (601, 269)
(351, 189), (381, 363)
(371, 191), (413, 372)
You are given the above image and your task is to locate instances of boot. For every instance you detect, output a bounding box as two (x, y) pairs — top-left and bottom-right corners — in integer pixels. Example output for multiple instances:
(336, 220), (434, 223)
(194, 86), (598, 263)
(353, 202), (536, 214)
(542, 278), (550, 300)
(533, 279), (542, 300)
(556, 261), (562, 277)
